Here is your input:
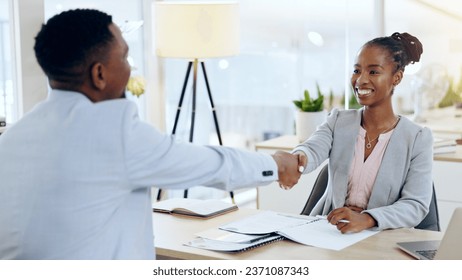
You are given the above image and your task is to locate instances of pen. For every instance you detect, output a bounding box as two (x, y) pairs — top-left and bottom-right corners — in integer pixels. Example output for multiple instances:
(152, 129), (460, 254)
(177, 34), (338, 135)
(277, 213), (315, 221)
(315, 215), (350, 223)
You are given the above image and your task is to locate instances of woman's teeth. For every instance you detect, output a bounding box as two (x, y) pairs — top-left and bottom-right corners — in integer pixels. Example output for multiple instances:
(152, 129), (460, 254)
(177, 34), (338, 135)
(357, 89), (372, 95)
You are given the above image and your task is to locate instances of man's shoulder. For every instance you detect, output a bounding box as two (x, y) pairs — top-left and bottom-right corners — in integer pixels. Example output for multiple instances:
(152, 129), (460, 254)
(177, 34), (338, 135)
(97, 98), (136, 113)
(45, 91), (139, 128)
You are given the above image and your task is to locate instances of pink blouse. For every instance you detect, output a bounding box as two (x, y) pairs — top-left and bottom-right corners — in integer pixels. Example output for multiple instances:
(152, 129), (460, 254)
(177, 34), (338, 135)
(345, 126), (395, 209)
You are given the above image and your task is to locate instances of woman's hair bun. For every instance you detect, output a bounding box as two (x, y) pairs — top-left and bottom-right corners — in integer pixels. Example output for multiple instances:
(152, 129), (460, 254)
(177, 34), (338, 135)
(391, 32), (423, 65)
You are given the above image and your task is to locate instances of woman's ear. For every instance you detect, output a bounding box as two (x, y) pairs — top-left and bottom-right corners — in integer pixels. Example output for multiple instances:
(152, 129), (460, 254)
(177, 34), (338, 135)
(90, 62), (106, 90)
(393, 70), (403, 86)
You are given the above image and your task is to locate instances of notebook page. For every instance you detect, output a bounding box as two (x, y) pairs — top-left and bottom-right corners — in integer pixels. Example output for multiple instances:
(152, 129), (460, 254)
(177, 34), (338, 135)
(277, 219), (379, 251)
(219, 211), (315, 234)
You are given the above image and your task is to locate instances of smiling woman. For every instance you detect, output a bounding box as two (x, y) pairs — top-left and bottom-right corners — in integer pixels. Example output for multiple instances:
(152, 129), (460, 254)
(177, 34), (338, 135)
(353, 32), (423, 155)
(291, 32), (433, 234)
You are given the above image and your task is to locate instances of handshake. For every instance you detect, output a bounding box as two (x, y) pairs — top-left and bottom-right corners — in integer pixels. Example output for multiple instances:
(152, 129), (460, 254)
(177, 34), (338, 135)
(271, 151), (307, 190)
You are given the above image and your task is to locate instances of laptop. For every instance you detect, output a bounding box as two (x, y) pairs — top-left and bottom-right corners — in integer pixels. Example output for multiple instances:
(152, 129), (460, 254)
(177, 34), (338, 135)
(397, 207), (462, 260)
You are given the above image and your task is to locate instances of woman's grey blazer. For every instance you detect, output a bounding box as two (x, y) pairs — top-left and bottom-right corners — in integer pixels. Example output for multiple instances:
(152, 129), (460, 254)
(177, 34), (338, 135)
(293, 108), (433, 230)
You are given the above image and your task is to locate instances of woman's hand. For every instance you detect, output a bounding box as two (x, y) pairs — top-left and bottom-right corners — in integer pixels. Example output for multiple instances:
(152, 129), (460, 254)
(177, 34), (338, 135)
(293, 151), (307, 172)
(326, 207), (377, 233)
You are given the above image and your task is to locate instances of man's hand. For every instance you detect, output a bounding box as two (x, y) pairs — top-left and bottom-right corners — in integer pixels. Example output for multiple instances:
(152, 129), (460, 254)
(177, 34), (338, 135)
(271, 151), (305, 189)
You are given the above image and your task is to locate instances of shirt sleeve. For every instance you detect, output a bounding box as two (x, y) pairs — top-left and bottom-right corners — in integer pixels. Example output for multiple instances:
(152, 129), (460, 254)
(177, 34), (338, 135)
(121, 103), (278, 190)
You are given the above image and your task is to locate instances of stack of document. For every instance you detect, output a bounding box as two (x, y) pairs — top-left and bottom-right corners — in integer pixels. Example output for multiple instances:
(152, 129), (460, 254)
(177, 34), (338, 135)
(185, 211), (379, 252)
(433, 138), (457, 155)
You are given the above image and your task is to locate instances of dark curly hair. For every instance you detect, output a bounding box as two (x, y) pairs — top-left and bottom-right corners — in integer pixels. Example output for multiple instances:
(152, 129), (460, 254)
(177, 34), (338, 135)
(34, 9), (114, 84)
(364, 32), (423, 73)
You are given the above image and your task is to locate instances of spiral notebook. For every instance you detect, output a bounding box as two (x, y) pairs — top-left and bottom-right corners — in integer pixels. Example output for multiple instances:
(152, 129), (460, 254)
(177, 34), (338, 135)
(184, 232), (284, 253)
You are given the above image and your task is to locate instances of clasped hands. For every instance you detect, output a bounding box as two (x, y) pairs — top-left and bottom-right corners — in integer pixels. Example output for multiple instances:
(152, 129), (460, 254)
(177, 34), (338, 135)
(271, 151), (307, 190)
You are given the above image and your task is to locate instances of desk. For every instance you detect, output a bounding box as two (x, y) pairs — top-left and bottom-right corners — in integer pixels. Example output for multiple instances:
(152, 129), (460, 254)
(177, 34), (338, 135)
(153, 208), (442, 260)
(255, 135), (462, 231)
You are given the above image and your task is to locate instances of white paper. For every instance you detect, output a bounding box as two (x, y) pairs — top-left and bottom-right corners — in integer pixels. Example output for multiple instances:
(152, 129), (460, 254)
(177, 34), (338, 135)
(219, 211), (315, 234)
(218, 211), (379, 251)
(278, 219), (379, 251)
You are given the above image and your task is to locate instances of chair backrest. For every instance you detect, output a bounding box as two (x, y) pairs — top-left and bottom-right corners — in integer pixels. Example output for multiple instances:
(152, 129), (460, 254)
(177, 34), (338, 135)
(300, 164), (329, 215)
(300, 164), (440, 232)
(415, 183), (440, 231)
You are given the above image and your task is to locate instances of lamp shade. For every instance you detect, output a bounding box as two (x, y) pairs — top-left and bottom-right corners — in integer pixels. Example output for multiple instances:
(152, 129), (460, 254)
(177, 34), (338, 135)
(155, 1), (239, 59)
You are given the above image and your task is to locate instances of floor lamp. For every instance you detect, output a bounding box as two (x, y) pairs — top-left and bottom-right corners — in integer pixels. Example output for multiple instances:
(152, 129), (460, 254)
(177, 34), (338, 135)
(155, 2), (240, 203)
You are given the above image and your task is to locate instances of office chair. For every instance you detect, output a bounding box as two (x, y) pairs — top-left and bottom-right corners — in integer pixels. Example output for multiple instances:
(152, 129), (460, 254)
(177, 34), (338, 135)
(300, 164), (440, 232)
(415, 183), (440, 231)
(300, 164), (329, 216)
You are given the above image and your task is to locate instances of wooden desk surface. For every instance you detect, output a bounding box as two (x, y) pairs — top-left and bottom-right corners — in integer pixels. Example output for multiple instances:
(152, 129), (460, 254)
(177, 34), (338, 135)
(255, 135), (462, 163)
(153, 208), (442, 260)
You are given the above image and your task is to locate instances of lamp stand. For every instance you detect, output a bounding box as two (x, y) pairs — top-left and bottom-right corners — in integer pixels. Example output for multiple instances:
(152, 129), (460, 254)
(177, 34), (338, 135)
(156, 59), (235, 204)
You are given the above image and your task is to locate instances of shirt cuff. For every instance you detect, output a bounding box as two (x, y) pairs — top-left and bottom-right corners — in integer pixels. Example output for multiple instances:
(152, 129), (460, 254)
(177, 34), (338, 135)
(262, 153), (279, 181)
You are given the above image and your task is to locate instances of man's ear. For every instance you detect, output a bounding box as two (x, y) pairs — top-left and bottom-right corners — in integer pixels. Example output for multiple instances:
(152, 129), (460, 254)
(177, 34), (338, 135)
(90, 62), (106, 90)
(393, 70), (403, 86)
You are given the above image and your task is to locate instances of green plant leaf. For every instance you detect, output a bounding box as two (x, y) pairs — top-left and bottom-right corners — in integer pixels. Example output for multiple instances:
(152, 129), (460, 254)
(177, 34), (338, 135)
(294, 84), (325, 112)
(293, 100), (303, 110)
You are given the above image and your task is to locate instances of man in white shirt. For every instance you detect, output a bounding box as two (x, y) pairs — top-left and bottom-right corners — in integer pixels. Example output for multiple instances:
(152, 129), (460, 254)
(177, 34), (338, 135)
(0, 9), (302, 259)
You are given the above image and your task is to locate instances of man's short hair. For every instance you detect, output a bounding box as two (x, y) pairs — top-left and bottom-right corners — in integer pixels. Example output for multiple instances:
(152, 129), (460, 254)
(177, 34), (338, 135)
(34, 9), (114, 83)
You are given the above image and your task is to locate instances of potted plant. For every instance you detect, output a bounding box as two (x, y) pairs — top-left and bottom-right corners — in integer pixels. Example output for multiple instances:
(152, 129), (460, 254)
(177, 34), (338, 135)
(293, 83), (327, 142)
(127, 75), (146, 98)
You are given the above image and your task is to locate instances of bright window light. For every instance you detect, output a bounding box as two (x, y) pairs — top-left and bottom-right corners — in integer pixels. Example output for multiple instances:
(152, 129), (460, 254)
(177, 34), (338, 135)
(405, 62), (422, 75)
(218, 59), (229, 70)
(307, 31), (324, 47)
